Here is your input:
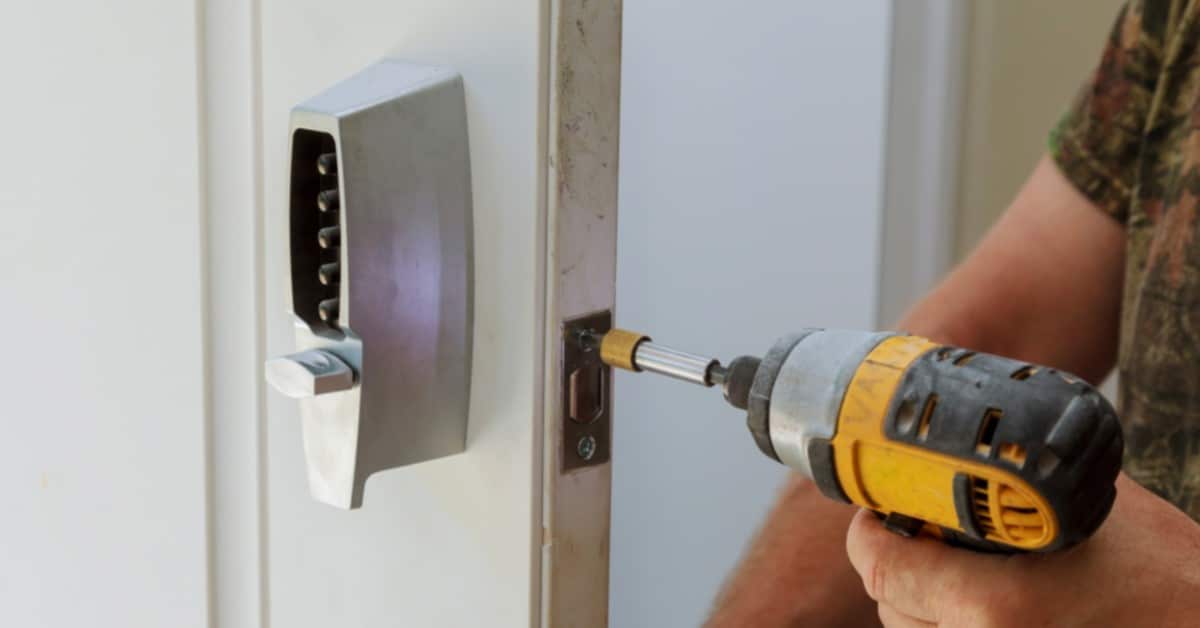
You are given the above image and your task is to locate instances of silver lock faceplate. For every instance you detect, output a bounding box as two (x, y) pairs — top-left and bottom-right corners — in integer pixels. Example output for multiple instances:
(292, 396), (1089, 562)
(273, 59), (473, 509)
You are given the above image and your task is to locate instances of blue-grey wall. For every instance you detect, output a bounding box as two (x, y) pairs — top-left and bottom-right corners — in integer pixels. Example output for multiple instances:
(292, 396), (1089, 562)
(611, 2), (893, 625)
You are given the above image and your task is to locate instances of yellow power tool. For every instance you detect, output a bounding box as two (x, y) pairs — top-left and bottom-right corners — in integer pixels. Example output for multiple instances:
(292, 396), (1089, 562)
(591, 328), (1123, 552)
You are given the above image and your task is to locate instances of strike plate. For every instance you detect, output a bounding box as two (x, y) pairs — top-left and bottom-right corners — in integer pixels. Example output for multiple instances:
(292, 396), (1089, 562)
(561, 311), (613, 471)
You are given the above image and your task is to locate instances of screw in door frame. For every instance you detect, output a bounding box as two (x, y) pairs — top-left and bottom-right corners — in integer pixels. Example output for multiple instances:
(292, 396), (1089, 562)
(577, 435), (597, 461)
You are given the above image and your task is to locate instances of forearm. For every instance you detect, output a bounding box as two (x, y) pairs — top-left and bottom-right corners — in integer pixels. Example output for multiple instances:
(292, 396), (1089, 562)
(705, 478), (877, 628)
(1165, 558), (1200, 626)
(900, 157), (1124, 383)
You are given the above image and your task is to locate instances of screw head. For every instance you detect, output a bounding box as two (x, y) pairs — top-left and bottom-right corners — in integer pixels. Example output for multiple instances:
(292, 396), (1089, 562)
(576, 435), (597, 461)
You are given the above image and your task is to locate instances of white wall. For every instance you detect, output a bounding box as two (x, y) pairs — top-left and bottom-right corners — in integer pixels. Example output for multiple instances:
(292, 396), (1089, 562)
(612, 2), (893, 626)
(955, 0), (1123, 257)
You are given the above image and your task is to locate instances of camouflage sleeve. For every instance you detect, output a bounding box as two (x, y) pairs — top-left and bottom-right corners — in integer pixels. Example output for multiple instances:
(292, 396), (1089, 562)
(1050, 1), (1165, 223)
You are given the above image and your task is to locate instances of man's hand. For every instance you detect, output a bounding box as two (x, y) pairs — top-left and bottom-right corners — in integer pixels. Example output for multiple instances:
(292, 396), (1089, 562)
(846, 474), (1200, 627)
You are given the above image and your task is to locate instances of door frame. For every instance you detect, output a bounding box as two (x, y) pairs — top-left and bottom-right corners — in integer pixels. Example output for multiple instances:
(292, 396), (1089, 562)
(538, 1), (623, 626)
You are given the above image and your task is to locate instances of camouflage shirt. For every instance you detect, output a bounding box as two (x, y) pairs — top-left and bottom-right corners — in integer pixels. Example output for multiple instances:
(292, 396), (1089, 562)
(1052, 0), (1200, 519)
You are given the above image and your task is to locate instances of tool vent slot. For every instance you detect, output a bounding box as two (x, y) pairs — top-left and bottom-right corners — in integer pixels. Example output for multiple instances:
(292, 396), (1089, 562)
(894, 397), (917, 434)
(971, 476), (1049, 546)
(916, 394), (938, 440)
(975, 408), (1002, 456)
(997, 483), (1047, 544)
(970, 477), (997, 536)
(998, 442), (1027, 467)
(1010, 365), (1038, 381)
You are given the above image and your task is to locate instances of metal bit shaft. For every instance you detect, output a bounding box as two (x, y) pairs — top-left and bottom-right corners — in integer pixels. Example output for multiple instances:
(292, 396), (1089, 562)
(632, 342), (719, 386)
(591, 328), (722, 387)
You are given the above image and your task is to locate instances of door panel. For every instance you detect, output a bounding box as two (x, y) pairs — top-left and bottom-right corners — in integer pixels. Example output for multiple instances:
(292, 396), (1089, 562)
(0, 2), (208, 626)
(260, 1), (545, 625)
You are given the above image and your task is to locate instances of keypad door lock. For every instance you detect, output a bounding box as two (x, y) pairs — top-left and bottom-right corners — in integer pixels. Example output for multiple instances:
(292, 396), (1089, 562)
(265, 59), (473, 509)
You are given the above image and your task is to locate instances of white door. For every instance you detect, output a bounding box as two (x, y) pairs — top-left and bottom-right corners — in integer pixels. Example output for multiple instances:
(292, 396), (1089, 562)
(3, 0), (619, 626)
(259, 2), (544, 624)
(258, 1), (618, 627)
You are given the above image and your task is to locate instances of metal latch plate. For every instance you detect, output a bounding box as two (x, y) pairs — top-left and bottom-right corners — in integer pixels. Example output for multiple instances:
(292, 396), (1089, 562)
(561, 311), (613, 471)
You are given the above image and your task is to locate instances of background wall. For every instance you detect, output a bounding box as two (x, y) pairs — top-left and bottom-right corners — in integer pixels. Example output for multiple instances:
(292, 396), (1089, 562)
(956, 0), (1124, 256)
(611, 2), (893, 626)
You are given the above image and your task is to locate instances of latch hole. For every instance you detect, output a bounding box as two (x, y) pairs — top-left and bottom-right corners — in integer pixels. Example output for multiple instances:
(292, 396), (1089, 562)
(569, 364), (606, 424)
